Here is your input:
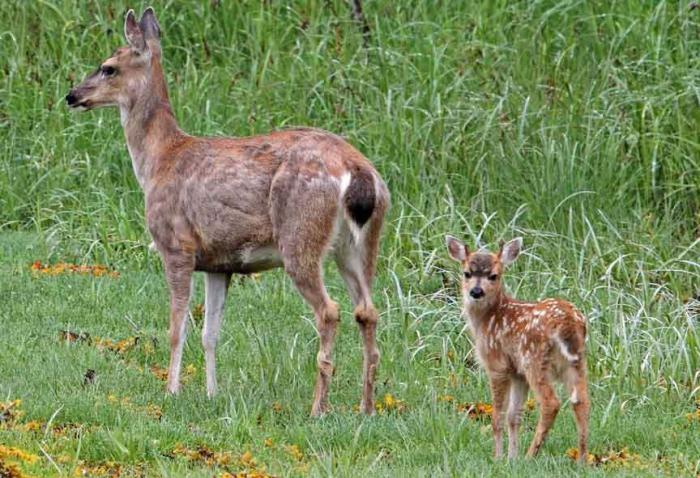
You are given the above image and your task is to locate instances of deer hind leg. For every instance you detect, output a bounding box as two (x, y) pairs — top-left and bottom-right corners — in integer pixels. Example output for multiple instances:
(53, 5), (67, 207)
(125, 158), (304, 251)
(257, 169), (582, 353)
(202, 272), (231, 398)
(284, 252), (339, 417)
(566, 361), (590, 464)
(334, 217), (383, 415)
(271, 166), (341, 416)
(525, 365), (560, 458)
(164, 254), (195, 395)
(507, 377), (529, 459)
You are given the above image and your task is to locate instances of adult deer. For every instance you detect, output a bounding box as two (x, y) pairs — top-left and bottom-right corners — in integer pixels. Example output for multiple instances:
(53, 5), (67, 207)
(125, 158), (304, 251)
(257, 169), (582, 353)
(65, 7), (389, 416)
(445, 236), (589, 462)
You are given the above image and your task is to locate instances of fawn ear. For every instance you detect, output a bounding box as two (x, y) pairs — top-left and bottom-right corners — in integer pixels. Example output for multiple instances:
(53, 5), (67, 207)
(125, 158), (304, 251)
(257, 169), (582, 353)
(499, 237), (523, 266)
(124, 9), (146, 52)
(445, 235), (468, 262)
(139, 7), (162, 54)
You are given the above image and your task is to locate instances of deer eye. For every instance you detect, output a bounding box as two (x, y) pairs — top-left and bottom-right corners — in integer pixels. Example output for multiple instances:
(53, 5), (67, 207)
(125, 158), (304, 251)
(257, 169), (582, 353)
(463, 271), (472, 279)
(488, 274), (498, 281)
(101, 66), (117, 77)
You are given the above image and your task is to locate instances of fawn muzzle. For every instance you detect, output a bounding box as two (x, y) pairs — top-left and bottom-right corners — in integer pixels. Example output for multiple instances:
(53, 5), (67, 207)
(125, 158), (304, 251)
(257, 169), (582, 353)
(470, 286), (485, 299)
(65, 91), (79, 106)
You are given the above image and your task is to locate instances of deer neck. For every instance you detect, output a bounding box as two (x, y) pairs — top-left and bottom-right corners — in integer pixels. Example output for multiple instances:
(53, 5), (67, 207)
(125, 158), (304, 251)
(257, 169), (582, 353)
(119, 56), (183, 190)
(464, 292), (506, 332)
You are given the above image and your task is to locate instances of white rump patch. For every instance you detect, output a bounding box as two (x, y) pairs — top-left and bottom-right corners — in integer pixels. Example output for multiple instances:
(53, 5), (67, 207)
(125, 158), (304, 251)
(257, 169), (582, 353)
(338, 172), (352, 197)
(337, 171), (366, 244)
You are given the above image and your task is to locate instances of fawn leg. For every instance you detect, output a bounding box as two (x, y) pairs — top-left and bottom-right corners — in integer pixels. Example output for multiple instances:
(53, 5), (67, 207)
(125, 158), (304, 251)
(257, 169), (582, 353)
(489, 375), (511, 459)
(507, 377), (529, 459)
(526, 368), (560, 458)
(567, 362), (590, 464)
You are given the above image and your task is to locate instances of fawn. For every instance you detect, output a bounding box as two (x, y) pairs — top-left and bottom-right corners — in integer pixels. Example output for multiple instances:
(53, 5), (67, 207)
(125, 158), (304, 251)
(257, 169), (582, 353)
(65, 8), (389, 416)
(445, 235), (589, 463)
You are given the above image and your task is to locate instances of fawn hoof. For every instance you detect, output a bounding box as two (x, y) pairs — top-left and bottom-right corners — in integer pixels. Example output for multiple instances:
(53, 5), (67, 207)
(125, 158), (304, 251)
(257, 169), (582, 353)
(310, 402), (330, 417)
(359, 400), (375, 416)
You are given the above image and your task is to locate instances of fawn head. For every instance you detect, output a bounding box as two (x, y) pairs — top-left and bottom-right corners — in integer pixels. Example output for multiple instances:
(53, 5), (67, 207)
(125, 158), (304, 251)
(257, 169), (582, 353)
(445, 235), (523, 310)
(65, 8), (161, 110)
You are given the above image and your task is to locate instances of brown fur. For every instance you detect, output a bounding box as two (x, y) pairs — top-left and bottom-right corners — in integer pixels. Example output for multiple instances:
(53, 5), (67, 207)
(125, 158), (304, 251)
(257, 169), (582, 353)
(446, 236), (590, 463)
(66, 8), (390, 415)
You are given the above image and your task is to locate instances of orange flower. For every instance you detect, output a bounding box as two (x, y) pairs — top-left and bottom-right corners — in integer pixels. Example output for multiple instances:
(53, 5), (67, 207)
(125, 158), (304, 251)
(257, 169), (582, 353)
(0, 460), (30, 478)
(0, 445), (38, 464)
(456, 401), (493, 419)
(150, 364), (196, 382)
(171, 443), (232, 467)
(566, 447), (643, 467)
(0, 400), (24, 427)
(29, 261), (119, 278)
(284, 444), (304, 462)
(239, 451), (256, 468)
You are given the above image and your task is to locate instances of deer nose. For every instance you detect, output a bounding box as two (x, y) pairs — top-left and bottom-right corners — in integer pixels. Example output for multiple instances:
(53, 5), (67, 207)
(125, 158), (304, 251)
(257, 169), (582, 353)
(470, 287), (485, 299)
(65, 92), (77, 106)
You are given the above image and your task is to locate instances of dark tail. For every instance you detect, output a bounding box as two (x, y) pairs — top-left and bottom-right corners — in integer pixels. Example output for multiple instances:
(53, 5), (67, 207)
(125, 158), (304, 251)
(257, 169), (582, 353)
(344, 168), (376, 227)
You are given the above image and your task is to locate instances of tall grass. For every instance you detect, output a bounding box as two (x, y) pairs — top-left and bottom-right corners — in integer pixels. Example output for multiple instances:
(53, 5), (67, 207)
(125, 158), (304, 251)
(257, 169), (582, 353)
(0, 0), (698, 409)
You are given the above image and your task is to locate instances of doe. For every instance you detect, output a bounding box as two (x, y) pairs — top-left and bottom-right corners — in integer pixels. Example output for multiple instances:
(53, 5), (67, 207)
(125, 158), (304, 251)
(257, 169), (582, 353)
(65, 7), (389, 416)
(445, 235), (589, 463)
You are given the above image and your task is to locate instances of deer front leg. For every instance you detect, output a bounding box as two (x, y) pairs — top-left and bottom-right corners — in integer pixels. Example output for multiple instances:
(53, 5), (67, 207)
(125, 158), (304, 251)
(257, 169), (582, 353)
(202, 272), (231, 398)
(164, 256), (194, 395)
(489, 375), (511, 459)
(507, 377), (529, 459)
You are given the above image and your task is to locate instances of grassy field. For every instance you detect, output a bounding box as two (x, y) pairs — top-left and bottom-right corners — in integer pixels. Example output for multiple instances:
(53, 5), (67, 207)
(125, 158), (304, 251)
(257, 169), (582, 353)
(1, 0), (699, 476)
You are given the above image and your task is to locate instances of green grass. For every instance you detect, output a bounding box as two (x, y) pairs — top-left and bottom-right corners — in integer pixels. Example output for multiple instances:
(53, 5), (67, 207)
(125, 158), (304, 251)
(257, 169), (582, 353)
(0, 0), (699, 476)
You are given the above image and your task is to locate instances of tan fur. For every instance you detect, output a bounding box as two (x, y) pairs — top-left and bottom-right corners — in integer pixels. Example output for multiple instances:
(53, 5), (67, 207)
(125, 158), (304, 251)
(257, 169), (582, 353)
(66, 8), (389, 415)
(446, 236), (589, 463)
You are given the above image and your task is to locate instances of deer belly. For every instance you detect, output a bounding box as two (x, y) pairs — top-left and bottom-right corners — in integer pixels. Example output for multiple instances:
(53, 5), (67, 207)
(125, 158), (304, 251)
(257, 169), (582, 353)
(194, 244), (283, 274)
(237, 245), (283, 272)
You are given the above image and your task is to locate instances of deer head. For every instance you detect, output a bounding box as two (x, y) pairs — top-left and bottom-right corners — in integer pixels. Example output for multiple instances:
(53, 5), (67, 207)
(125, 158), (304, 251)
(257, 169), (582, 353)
(65, 8), (161, 111)
(445, 235), (523, 311)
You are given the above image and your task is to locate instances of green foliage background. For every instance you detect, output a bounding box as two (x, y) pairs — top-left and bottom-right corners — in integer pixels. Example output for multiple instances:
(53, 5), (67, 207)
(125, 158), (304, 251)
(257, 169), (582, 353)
(0, 1), (698, 476)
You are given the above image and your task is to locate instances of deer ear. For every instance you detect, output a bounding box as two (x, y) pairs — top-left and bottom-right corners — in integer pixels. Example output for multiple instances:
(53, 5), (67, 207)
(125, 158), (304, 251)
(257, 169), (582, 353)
(445, 235), (468, 262)
(139, 7), (161, 53)
(124, 9), (146, 52)
(499, 237), (523, 266)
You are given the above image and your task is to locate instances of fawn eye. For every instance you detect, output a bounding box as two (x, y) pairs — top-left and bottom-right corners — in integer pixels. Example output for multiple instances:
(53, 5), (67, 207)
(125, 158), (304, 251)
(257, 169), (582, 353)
(463, 271), (472, 279)
(488, 274), (498, 281)
(101, 66), (117, 76)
